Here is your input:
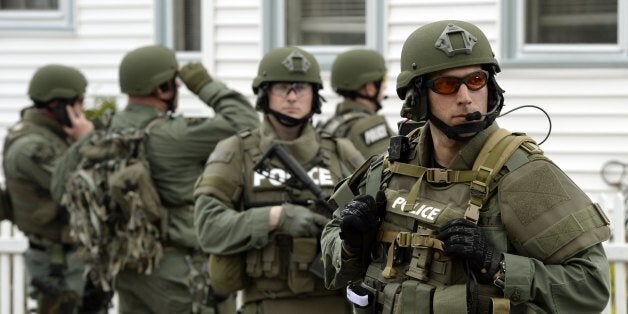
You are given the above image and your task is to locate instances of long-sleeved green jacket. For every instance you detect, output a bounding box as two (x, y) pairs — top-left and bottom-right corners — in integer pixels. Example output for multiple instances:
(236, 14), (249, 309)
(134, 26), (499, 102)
(51, 80), (259, 248)
(3, 108), (71, 242)
(321, 122), (611, 313)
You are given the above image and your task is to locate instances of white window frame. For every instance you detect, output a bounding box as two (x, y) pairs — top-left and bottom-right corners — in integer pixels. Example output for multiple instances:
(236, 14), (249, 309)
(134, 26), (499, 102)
(0, 0), (74, 31)
(155, 0), (204, 62)
(501, 0), (628, 67)
(263, 0), (385, 69)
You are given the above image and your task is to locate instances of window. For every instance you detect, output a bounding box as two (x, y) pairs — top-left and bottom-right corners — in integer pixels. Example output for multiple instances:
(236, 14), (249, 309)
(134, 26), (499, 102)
(502, 0), (628, 66)
(285, 0), (365, 46)
(156, 0), (201, 59)
(265, 0), (385, 69)
(0, 0), (74, 31)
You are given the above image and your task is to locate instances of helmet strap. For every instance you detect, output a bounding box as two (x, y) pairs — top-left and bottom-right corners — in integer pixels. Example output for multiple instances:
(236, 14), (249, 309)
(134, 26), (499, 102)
(343, 80), (383, 112)
(165, 87), (177, 113)
(428, 112), (486, 142)
(267, 108), (312, 128)
(164, 79), (178, 113)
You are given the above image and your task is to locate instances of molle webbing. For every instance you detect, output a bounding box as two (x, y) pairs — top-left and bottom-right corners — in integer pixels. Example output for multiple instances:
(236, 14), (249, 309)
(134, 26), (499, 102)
(377, 230), (444, 280)
(365, 154), (386, 196)
(467, 129), (540, 223)
(319, 111), (367, 137)
(387, 162), (476, 210)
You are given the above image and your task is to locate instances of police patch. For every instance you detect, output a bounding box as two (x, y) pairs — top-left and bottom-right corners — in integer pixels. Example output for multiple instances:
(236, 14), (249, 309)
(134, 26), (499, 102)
(362, 124), (388, 146)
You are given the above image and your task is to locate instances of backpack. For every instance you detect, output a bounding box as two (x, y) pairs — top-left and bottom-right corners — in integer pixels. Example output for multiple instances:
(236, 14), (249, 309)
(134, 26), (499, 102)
(61, 118), (168, 291)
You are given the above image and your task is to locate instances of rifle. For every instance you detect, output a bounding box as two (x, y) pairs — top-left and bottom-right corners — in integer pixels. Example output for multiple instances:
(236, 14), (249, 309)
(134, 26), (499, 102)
(253, 143), (333, 278)
(254, 143), (334, 218)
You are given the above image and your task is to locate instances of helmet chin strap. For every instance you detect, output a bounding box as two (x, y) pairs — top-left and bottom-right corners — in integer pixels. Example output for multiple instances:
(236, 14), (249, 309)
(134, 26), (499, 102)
(354, 80), (384, 112)
(355, 93), (382, 112)
(428, 112), (487, 142)
(268, 108), (312, 127)
(165, 86), (177, 113)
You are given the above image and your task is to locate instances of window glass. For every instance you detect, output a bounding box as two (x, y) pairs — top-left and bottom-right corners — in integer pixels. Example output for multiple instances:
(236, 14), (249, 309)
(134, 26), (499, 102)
(502, 0), (627, 66)
(285, 0), (365, 46)
(0, 0), (58, 10)
(0, 0), (71, 31)
(525, 0), (617, 44)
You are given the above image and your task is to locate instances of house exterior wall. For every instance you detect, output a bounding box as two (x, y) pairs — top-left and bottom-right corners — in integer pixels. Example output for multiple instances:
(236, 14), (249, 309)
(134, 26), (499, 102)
(0, 0), (626, 195)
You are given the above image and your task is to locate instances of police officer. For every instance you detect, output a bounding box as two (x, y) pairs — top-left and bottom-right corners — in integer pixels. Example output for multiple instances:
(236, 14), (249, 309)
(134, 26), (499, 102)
(321, 20), (611, 313)
(51, 45), (259, 314)
(3, 64), (95, 313)
(317, 48), (395, 159)
(194, 46), (364, 314)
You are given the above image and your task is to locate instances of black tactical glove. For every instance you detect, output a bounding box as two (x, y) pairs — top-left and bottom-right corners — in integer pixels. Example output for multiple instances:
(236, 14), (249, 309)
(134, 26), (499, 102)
(179, 62), (213, 94)
(437, 218), (502, 283)
(277, 203), (330, 238)
(339, 191), (386, 262)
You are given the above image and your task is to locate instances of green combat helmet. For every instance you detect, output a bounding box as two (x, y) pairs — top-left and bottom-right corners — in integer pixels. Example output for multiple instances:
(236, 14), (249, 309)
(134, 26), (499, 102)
(28, 64), (87, 103)
(331, 48), (386, 93)
(397, 20), (504, 128)
(252, 46), (323, 114)
(119, 45), (178, 96)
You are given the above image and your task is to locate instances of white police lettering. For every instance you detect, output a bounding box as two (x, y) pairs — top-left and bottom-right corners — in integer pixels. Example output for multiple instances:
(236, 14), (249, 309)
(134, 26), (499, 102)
(363, 124), (388, 146)
(253, 167), (334, 187)
(391, 196), (442, 222)
(308, 166), (334, 186)
(253, 169), (288, 186)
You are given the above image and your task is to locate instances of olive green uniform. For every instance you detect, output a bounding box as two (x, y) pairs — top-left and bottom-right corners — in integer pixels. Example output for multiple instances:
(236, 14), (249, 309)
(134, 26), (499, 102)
(3, 108), (86, 310)
(321, 123), (611, 313)
(52, 80), (259, 314)
(194, 119), (364, 314)
(318, 100), (395, 159)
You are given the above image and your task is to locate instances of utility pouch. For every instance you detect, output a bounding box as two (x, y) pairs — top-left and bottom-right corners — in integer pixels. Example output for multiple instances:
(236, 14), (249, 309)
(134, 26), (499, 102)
(109, 162), (167, 225)
(261, 241), (280, 278)
(288, 237), (317, 294)
(347, 282), (377, 314)
(208, 253), (246, 293)
(397, 280), (434, 314)
(246, 248), (263, 278)
(247, 241), (285, 292)
(433, 284), (467, 314)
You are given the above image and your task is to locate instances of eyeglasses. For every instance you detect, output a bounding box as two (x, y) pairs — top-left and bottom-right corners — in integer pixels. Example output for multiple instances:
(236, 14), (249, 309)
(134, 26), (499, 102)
(268, 82), (312, 98)
(426, 70), (489, 95)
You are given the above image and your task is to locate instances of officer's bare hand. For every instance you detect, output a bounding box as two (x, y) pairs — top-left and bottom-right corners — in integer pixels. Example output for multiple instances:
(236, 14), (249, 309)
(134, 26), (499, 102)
(339, 191), (386, 260)
(179, 62), (213, 94)
(437, 218), (502, 283)
(276, 203), (329, 238)
(63, 102), (94, 141)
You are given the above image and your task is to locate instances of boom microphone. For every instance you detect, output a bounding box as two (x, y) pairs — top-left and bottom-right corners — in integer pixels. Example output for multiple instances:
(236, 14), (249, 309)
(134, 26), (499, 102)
(465, 111), (483, 121)
(465, 105), (501, 121)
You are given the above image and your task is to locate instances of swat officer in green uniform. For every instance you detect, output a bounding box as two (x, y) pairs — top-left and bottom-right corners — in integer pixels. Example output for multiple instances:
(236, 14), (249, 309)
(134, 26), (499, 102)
(321, 20), (611, 313)
(194, 46), (364, 314)
(3, 64), (96, 313)
(317, 48), (395, 159)
(51, 45), (259, 314)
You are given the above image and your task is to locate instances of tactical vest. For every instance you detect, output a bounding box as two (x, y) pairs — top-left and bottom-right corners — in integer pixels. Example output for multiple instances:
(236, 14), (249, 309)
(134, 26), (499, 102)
(3, 121), (69, 242)
(333, 128), (545, 314)
(318, 110), (393, 159)
(237, 129), (346, 303)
